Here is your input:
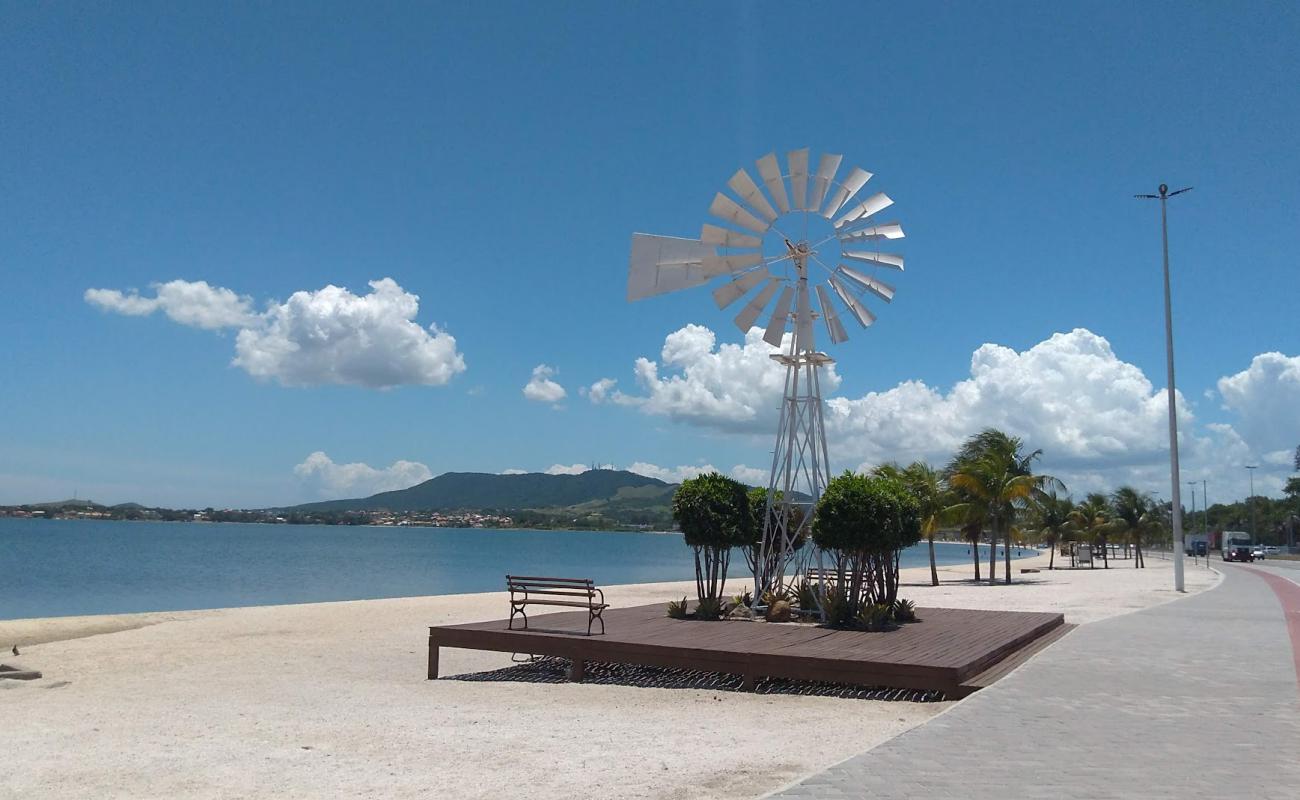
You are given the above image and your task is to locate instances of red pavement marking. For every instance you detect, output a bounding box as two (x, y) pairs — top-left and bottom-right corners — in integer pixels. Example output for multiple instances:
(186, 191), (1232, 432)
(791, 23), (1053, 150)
(1241, 565), (1300, 691)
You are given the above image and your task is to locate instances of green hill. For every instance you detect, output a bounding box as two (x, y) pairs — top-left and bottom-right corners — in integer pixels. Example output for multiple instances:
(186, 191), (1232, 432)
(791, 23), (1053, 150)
(287, 469), (672, 514)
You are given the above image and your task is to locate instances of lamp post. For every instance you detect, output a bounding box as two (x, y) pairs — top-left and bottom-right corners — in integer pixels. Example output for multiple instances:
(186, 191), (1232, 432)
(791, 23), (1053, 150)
(1188, 480), (1198, 560)
(1136, 183), (1192, 592)
(1245, 465), (1258, 542)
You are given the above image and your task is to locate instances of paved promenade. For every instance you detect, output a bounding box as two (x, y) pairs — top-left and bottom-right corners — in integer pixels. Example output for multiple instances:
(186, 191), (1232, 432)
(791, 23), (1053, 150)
(769, 561), (1300, 799)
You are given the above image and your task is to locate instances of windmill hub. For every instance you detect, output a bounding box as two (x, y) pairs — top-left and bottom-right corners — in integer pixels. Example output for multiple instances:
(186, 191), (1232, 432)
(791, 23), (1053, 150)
(627, 147), (908, 602)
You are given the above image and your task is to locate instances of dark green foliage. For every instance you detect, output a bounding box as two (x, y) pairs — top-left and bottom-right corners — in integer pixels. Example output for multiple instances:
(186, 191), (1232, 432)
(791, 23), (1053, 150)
(694, 596), (725, 621)
(812, 472), (922, 554)
(666, 597), (689, 619)
(795, 580), (819, 612)
(857, 603), (894, 632)
(672, 472), (753, 603)
(812, 472), (921, 627)
(893, 598), (917, 623)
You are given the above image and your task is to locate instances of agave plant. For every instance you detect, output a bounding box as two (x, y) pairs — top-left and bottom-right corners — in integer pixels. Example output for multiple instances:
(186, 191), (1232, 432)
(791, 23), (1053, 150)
(666, 597), (689, 619)
(892, 598), (917, 623)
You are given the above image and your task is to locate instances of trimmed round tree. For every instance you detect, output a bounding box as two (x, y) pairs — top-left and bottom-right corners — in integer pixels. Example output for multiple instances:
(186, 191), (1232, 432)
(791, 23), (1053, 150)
(812, 471), (922, 623)
(672, 472), (753, 609)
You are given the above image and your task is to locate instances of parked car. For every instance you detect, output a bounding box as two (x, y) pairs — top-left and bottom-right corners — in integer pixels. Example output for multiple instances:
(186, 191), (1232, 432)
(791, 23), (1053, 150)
(1223, 545), (1255, 562)
(1264, 546), (1281, 556)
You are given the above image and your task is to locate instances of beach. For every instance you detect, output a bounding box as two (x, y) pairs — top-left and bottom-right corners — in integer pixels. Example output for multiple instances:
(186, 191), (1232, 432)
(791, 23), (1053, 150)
(2, 551), (1219, 799)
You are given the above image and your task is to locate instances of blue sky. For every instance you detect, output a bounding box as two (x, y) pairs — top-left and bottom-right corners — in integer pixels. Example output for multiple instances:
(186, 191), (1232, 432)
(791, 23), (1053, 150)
(2, 2), (1297, 508)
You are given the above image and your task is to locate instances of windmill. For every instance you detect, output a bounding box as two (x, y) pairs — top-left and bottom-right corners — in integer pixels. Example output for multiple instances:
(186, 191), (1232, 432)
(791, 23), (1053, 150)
(627, 148), (906, 604)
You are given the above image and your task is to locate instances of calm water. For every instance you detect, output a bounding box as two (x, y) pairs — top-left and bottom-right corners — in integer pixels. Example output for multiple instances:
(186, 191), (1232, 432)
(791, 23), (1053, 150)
(0, 519), (1027, 620)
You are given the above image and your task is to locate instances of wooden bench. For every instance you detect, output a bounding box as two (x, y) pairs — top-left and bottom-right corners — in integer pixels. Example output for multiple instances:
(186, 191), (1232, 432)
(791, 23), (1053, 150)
(507, 575), (608, 636)
(803, 567), (841, 587)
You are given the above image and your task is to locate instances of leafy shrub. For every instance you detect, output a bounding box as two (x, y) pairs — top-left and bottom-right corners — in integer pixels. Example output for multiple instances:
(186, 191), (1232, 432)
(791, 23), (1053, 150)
(893, 598), (917, 622)
(795, 580), (819, 612)
(812, 471), (922, 624)
(857, 603), (893, 632)
(694, 596), (725, 621)
(673, 473), (754, 604)
(819, 586), (855, 628)
(666, 597), (689, 619)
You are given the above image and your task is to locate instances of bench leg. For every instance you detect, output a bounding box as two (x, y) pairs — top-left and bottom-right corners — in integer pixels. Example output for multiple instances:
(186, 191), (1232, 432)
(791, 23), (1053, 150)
(428, 636), (439, 680)
(567, 659), (585, 682)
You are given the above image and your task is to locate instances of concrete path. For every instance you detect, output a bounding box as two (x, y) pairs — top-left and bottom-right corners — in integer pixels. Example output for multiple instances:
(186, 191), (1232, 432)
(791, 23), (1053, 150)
(769, 563), (1300, 799)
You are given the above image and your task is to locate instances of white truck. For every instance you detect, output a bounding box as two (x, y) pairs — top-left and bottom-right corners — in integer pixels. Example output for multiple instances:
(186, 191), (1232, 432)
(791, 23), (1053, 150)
(1221, 531), (1252, 562)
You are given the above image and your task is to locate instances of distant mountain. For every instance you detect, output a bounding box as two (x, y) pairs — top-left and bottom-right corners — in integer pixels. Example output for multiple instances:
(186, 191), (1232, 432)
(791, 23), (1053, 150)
(287, 469), (674, 513)
(29, 498), (104, 509)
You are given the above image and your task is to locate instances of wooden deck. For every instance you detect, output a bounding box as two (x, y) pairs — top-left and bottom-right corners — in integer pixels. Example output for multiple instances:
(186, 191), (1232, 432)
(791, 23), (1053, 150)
(429, 603), (1067, 698)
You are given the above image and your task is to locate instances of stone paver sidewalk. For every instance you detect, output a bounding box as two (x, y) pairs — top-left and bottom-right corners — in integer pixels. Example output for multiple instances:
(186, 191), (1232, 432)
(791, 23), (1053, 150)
(768, 563), (1300, 799)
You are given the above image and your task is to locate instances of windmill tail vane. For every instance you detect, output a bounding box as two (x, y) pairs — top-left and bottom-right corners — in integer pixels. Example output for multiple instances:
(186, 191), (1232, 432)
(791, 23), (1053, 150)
(626, 147), (908, 605)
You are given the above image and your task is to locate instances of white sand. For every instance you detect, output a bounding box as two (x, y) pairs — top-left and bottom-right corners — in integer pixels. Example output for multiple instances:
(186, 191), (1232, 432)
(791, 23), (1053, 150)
(1, 551), (1217, 799)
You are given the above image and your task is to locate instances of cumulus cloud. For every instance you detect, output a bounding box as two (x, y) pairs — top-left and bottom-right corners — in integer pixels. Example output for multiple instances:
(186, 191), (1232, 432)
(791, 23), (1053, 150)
(626, 462), (769, 485)
(293, 451), (433, 498)
(602, 324), (1297, 497)
(1215, 352), (1300, 454)
(544, 463), (590, 475)
(522, 364), (567, 405)
(827, 328), (1191, 470)
(85, 280), (258, 330)
(594, 324), (841, 433)
(87, 277), (466, 389)
(583, 377), (618, 403)
(500, 468), (528, 475)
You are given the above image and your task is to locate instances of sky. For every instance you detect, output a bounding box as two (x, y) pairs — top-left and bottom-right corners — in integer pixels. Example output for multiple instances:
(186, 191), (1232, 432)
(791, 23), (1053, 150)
(2, 2), (1298, 509)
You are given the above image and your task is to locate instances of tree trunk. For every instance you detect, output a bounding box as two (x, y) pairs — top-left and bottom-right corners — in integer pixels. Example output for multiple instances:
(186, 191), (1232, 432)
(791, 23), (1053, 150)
(928, 534), (939, 586)
(971, 535), (981, 582)
(988, 527), (998, 586)
(1004, 526), (1012, 584)
(1049, 540), (1056, 570)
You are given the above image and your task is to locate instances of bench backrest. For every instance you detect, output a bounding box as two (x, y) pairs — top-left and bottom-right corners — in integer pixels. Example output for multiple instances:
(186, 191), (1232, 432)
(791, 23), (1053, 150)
(507, 575), (597, 599)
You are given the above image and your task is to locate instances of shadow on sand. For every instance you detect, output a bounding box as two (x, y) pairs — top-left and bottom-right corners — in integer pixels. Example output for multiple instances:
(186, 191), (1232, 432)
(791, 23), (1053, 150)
(441, 656), (946, 702)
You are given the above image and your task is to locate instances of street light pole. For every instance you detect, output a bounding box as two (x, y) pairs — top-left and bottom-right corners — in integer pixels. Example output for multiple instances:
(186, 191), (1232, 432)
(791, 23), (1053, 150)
(1246, 465), (1258, 542)
(1137, 183), (1192, 592)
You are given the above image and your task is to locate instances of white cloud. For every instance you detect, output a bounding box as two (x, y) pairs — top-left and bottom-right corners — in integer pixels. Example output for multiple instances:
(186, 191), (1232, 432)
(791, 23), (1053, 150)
(827, 328), (1190, 471)
(1215, 352), (1300, 454)
(522, 364), (567, 405)
(604, 324), (1300, 499)
(729, 464), (770, 486)
(499, 468), (528, 475)
(88, 277), (466, 389)
(544, 463), (590, 475)
(86, 280), (258, 330)
(293, 451), (433, 498)
(625, 462), (718, 483)
(584, 377), (618, 403)
(595, 324), (841, 433)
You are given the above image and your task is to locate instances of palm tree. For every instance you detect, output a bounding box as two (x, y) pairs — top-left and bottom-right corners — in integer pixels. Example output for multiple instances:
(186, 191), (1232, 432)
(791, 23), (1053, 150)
(947, 429), (1064, 584)
(874, 461), (947, 586)
(1108, 487), (1163, 568)
(1068, 493), (1111, 568)
(1027, 490), (1074, 570)
(903, 461), (947, 587)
